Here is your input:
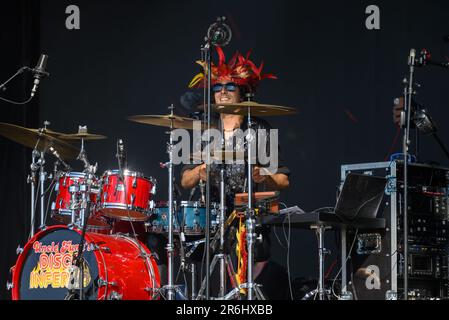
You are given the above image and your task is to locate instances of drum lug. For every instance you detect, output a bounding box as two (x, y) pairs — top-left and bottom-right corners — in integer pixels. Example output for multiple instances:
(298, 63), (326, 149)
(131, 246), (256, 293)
(108, 291), (123, 300)
(95, 245), (111, 253)
(16, 245), (23, 255)
(130, 194), (136, 205)
(6, 281), (13, 291)
(132, 176), (137, 188)
(144, 287), (158, 293)
(98, 278), (118, 288)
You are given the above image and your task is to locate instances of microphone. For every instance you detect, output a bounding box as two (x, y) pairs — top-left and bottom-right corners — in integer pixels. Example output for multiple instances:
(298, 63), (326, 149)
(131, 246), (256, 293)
(408, 48), (416, 67)
(31, 54), (50, 97)
(207, 17), (232, 47)
(116, 138), (127, 171)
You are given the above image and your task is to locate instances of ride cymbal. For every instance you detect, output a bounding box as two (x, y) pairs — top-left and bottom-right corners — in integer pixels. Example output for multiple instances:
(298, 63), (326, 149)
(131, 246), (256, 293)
(212, 101), (297, 116)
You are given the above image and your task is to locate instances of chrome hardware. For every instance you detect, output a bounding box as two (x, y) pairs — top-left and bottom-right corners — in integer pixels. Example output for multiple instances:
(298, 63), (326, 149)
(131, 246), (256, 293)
(108, 291), (123, 300)
(16, 245), (23, 255)
(386, 290), (398, 300)
(132, 176), (137, 188)
(98, 278), (118, 287)
(6, 282), (14, 291)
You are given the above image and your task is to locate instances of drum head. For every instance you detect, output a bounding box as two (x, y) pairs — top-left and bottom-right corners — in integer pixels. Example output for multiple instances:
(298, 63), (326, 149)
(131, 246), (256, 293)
(13, 227), (100, 300)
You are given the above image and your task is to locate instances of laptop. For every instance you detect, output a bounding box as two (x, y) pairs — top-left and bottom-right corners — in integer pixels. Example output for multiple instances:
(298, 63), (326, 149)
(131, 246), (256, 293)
(334, 173), (387, 221)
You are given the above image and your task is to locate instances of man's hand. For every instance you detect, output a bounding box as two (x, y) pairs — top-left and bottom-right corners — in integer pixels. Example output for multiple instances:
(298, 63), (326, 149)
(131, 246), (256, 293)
(197, 163), (207, 181)
(252, 166), (268, 184)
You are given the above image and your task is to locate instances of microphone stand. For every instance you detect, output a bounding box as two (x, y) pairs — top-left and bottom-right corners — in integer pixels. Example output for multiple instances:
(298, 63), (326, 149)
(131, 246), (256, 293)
(0, 67), (31, 92)
(402, 49), (417, 300)
(200, 37), (213, 301)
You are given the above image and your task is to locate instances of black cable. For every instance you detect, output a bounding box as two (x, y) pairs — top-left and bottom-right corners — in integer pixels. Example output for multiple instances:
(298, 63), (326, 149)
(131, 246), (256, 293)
(0, 95), (33, 105)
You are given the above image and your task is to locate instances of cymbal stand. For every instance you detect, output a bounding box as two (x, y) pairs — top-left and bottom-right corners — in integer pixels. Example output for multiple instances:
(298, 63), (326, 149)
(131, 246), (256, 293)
(65, 135), (97, 300)
(159, 104), (181, 300)
(34, 123), (52, 232)
(28, 148), (39, 237)
(38, 151), (47, 230)
(237, 98), (265, 300)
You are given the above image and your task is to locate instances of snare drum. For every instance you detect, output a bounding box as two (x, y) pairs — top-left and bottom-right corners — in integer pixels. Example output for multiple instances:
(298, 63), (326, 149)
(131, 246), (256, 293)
(10, 225), (160, 300)
(99, 169), (156, 222)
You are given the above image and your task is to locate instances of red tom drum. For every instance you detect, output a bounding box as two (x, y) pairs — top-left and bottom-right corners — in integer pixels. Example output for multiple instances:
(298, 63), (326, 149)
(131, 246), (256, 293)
(99, 170), (156, 222)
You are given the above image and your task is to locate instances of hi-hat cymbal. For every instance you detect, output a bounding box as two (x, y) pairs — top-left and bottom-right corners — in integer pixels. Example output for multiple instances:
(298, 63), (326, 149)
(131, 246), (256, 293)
(58, 126), (107, 141)
(212, 101), (297, 116)
(128, 114), (215, 130)
(0, 122), (80, 160)
(58, 133), (107, 141)
(190, 150), (256, 163)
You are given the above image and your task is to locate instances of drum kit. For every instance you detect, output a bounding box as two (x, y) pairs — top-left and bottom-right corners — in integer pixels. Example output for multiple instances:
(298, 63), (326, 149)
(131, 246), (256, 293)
(2, 100), (297, 300)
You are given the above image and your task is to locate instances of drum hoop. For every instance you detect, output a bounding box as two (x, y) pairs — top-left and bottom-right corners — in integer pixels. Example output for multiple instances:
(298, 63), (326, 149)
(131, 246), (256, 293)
(102, 169), (156, 184)
(62, 172), (87, 179)
(100, 203), (149, 212)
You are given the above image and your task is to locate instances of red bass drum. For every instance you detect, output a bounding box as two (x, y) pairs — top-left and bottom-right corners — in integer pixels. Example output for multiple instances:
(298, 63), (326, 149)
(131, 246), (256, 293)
(10, 225), (160, 300)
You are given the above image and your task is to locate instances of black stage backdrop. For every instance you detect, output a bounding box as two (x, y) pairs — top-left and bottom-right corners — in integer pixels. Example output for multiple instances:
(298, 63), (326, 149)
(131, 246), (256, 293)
(1, 0), (449, 299)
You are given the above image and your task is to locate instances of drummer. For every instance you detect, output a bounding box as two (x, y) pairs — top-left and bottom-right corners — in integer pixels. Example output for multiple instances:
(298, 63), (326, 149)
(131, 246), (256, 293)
(180, 47), (290, 299)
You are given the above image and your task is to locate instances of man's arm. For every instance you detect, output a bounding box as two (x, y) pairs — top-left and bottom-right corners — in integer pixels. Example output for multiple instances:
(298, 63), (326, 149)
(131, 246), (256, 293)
(252, 166), (290, 190)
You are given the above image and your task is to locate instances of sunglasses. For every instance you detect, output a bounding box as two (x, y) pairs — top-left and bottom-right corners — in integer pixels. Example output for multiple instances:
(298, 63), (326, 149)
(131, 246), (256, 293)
(212, 82), (237, 93)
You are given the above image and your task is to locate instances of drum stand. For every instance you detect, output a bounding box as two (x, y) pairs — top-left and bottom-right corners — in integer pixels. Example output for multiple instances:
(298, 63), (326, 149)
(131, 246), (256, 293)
(302, 225), (332, 300)
(196, 164), (238, 299)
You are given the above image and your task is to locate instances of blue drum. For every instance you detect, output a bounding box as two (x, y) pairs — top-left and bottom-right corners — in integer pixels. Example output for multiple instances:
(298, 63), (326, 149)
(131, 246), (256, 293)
(178, 201), (219, 235)
(150, 201), (180, 234)
(150, 201), (218, 235)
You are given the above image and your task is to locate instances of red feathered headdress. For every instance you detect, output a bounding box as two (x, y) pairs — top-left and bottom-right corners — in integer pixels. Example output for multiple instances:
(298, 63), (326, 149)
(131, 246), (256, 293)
(189, 47), (277, 92)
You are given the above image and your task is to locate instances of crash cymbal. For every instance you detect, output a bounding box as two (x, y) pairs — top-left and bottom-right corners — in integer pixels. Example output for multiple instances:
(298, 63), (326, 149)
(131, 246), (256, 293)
(128, 114), (215, 130)
(58, 126), (107, 141)
(0, 122), (80, 160)
(212, 101), (297, 116)
(30, 128), (66, 137)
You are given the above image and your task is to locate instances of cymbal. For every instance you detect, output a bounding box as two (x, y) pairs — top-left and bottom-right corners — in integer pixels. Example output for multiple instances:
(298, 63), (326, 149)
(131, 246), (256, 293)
(0, 122), (80, 160)
(212, 101), (297, 116)
(58, 126), (107, 141)
(128, 114), (215, 130)
(30, 128), (66, 137)
(58, 133), (107, 141)
(190, 150), (256, 163)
